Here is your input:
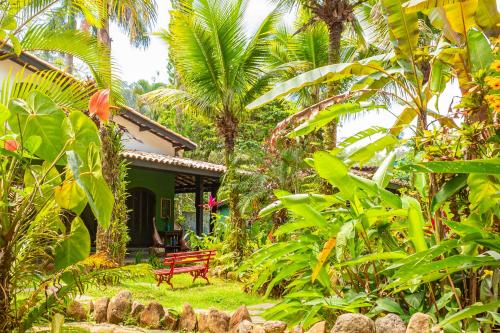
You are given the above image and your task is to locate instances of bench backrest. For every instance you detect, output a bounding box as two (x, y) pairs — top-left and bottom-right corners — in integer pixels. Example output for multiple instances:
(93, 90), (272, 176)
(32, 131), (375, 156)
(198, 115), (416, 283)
(163, 250), (216, 270)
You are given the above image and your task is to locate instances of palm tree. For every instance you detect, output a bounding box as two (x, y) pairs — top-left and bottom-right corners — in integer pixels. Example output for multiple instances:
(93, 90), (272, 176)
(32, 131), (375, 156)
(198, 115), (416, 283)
(96, 0), (157, 48)
(274, 0), (383, 147)
(143, 0), (282, 258)
(269, 18), (330, 107)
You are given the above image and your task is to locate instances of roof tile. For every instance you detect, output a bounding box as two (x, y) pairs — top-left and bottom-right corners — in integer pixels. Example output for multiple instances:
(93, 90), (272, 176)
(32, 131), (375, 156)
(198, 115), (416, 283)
(122, 150), (226, 174)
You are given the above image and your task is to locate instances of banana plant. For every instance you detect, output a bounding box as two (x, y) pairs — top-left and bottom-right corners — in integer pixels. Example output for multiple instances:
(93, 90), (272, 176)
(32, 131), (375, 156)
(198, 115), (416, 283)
(247, 0), (496, 136)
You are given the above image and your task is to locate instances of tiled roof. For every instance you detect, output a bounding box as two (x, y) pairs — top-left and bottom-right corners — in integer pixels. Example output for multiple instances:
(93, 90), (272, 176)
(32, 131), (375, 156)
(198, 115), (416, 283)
(122, 150), (226, 174)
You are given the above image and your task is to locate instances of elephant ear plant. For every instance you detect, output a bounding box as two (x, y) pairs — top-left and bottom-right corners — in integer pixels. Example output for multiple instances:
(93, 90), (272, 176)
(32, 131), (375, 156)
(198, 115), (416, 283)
(0, 71), (114, 331)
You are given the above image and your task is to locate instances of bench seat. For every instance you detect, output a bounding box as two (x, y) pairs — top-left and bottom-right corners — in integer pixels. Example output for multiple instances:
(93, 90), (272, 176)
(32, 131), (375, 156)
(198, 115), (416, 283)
(153, 250), (216, 288)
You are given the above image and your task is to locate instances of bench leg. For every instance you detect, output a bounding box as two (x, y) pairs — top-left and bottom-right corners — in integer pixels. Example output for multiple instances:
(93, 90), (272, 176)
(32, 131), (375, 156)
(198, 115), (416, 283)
(166, 275), (174, 289)
(156, 274), (174, 288)
(196, 269), (209, 284)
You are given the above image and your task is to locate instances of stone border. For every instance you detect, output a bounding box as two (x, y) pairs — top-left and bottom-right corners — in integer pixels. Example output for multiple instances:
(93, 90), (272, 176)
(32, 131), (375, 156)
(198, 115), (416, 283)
(65, 290), (440, 333)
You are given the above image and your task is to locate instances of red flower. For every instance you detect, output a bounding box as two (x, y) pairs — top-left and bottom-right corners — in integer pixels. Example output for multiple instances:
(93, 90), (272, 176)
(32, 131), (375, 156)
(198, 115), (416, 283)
(4, 140), (18, 152)
(89, 89), (110, 122)
(208, 194), (221, 208)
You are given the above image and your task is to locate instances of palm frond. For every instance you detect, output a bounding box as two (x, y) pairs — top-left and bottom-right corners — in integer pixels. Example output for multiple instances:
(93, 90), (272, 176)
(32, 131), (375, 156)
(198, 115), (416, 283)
(0, 67), (95, 110)
(18, 25), (121, 92)
(110, 0), (157, 48)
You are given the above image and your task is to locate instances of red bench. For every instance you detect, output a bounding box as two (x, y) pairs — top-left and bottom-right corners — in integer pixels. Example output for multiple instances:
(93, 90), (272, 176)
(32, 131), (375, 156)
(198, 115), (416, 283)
(153, 250), (216, 288)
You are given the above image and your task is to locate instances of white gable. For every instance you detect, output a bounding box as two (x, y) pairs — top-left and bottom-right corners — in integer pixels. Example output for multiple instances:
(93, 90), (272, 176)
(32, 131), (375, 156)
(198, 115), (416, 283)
(114, 114), (179, 156)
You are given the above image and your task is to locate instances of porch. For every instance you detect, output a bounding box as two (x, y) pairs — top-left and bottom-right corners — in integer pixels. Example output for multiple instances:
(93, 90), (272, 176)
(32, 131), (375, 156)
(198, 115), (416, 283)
(122, 150), (225, 249)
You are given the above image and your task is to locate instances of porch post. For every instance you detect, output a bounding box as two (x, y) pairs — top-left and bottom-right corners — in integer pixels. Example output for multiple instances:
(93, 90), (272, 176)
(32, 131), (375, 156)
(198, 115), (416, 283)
(209, 190), (218, 233)
(195, 176), (204, 235)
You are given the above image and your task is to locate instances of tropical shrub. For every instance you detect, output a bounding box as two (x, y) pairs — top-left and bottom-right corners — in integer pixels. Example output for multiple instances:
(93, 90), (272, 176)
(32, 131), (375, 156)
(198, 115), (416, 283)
(0, 69), (114, 331)
(241, 139), (499, 331)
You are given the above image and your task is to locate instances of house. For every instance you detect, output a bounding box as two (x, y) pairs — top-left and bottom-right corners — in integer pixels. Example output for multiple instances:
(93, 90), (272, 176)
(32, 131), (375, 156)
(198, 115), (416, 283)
(0, 48), (226, 249)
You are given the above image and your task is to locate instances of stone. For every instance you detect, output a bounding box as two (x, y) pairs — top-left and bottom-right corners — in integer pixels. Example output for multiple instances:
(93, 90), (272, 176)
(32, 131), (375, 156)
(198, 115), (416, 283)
(330, 313), (375, 333)
(89, 300), (94, 314)
(238, 320), (255, 333)
(263, 320), (287, 333)
(207, 308), (231, 333)
(229, 305), (252, 332)
(375, 314), (406, 333)
(130, 301), (145, 319)
(163, 310), (178, 331)
(198, 312), (209, 333)
(107, 290), (132, 324)
(139, 302), (165, 329)
(93, 297), (110, 323)
(307, 321), (326, 333)
(406, 313), (431, 333)
(252, 325), (266, 333)
(292, 325), (305, 333)
(66, 300), (87, 321)
(179, 303), (197, 331)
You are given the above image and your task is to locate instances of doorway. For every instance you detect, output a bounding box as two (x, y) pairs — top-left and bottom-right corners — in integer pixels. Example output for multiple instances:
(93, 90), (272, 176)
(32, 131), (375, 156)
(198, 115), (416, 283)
(126, 187), (156, 247)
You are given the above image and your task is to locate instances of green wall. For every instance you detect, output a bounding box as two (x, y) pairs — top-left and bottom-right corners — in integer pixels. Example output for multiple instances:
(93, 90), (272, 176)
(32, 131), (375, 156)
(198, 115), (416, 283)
(126, 166), (175, 231)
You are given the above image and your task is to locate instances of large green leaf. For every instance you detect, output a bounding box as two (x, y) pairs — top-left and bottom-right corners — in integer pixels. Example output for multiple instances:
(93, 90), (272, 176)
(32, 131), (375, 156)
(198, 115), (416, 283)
(8, 91), (68, 162)
(430, 174), (468, 213)
(338, 126), (387, 149)
(346, 135), (398, 165)
(246, 53), (390, 109)
(387, 253), (499, 291)
(467, 28), (494, 73)
(336, 251), (407, 267)
(428, 0), (478, 43)
(390, 108), (418, 135)
(65, 110), (101, 160)
(67, 146), (113, 228)
(314, 151), (356, 199)
(401, 159), (500, 174)
(350, 174), (403, 209)
(467, 174), (500, 214)
(373, 152), (397, 188)
(475, 0), (500, 31)
(54, 217), (90, 270)
(290, 103), (384, 137)
(402, 196), (428, 252)
(383, 0), (419, 60)
(438, 301), (500, 328)
(54, 180), (87, 215)
(403, 0), (462, 12)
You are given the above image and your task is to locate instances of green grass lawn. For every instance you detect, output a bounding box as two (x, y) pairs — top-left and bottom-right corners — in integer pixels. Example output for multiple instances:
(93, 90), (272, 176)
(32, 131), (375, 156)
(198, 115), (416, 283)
(83, 264), (270, 312)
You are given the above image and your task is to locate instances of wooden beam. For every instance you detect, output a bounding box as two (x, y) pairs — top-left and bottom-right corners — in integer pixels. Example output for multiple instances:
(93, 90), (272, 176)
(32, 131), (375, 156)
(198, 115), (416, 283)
(195, 176), (204, 235)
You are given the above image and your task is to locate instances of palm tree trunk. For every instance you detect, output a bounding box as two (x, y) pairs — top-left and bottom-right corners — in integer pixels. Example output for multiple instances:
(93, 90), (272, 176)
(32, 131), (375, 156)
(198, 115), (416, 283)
(323, 21), (344, 149)
(217, 113), (245, 260)
(64, 11), (77, 74)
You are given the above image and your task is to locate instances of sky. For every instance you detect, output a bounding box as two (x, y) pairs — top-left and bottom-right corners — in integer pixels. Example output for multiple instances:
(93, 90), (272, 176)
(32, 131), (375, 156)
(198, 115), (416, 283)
(111, 0), (280, 83)
(110, 0), (462, 142)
